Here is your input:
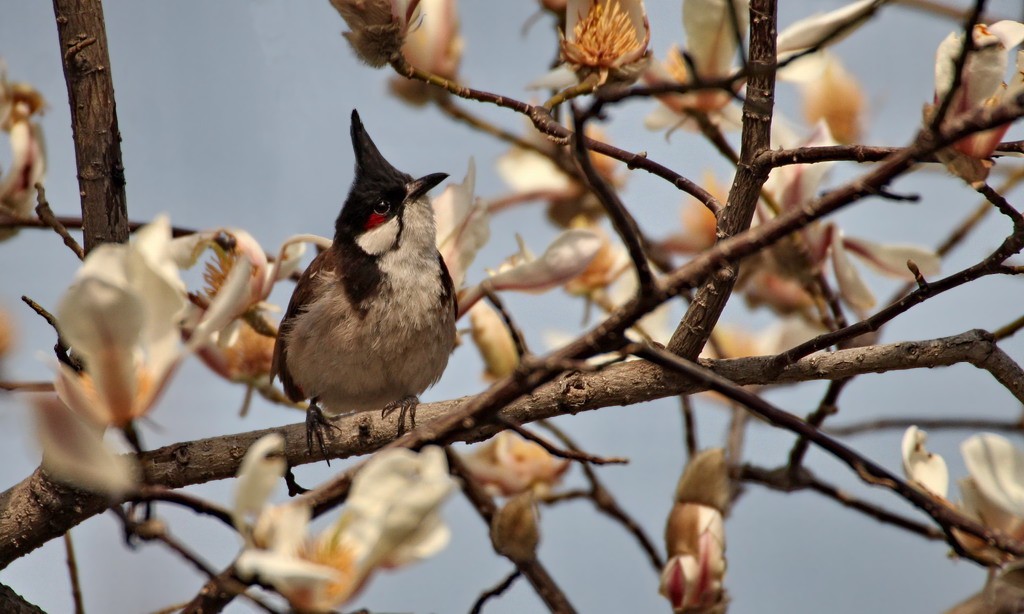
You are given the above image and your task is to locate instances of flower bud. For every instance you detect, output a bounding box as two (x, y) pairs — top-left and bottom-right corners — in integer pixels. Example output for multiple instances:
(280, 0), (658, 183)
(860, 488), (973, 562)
(329, 0), (421, 67)
(490, 492), (540, 564)
(469, 301), (519, 381)
(460, 431), (570, 497)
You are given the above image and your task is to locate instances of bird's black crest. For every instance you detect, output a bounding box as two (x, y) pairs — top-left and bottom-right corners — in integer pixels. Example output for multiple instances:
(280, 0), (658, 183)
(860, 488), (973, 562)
(335, 110), (413, 240)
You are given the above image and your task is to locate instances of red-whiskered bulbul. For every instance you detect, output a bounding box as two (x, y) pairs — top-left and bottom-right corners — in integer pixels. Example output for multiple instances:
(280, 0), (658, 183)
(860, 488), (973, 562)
(271, 110), (456, 458)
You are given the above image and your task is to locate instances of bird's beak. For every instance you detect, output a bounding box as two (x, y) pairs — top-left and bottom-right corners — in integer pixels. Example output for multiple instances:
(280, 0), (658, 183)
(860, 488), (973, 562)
(406, 172), (449, 201)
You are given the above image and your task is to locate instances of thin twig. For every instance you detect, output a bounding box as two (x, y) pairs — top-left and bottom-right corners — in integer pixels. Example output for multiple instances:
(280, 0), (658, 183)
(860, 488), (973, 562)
(63, 532), (84, 614)
(34, 184), (84, 260)
(21, 295), (80, 371)
(483, 288), (530, 358)
(497, 418), (628, 465)
(445, 448), (577, 614)
(538, 422), (664, 571)
(830, 415), (1024, 437)
(469, 570), (522, 614)
(680, 395), (698, 459)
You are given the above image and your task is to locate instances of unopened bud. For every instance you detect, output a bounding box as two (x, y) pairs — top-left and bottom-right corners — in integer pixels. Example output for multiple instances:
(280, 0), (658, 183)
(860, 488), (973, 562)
(674, 448), (730, 513)
(491, 492), (540, 564)
(329, 0), (419, 67)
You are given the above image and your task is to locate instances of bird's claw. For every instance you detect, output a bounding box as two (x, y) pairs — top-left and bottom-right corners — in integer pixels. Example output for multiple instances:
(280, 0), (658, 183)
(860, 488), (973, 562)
(306, 400), (342, 464)
(382, 395), (419, 433)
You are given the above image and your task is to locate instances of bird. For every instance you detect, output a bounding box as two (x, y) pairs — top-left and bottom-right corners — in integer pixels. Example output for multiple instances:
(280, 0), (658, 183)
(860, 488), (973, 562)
(271, 110), (457, 459)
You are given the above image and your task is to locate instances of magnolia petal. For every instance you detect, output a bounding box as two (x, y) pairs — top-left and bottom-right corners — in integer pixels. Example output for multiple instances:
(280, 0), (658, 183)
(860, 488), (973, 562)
(187, 257), (254, 350)
(0, 120), (45, 217)
(527, 64), (579, 90)
(378, 511), (451, 568)
(842, 236), (940, 280)
(958, 476), (1020, 533)
(34, 395), (138, 497)
(776, 0), (876, 56)
(234, 433), (287, 531)
(435, 159), (489, 289)
(962, 433), (1024, 517)
(683, 0), (748, 79)
(459, 229), (602, 314)
(274, 240), (307, 282)
(901, 426), (949, 498)
(254, 503), (314, 555)
(988, 20), (1024, 51)
(235, 549), (342, 606)
(469, 301), (519, 381)
(830, 229), (876, 311)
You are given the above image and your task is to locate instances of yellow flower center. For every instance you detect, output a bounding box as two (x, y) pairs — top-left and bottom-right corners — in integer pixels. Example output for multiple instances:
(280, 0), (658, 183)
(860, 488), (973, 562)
(202, 247), (236, 301)
(299, 535), (359, 607)
(562, 0), (642, 69)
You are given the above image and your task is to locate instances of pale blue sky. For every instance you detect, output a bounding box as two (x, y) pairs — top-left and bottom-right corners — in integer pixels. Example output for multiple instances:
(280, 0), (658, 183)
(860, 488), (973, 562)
(2, 1), (1024, 612)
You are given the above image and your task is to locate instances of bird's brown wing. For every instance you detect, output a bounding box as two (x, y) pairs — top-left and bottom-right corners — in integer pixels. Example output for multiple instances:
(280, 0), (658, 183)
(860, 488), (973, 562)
(271, 249), (337, 402)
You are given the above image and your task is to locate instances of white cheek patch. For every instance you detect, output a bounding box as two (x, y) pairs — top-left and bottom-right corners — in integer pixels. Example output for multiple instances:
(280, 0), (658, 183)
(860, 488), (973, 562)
(356, 216), (400, 255)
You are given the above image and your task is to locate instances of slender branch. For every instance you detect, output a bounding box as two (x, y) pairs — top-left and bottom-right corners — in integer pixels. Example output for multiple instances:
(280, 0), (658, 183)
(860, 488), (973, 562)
(446, 449), (577, 614)
(635, 342), (1024, 564)
(52, 0), (130, 251)
(469, 570), (522, 614)
(34, 185), (84, 260)
(680, 395), (698, 459)
(497, 419), (627, 466)
(928, 0), (986, 133)
(830, 415), (1024, 437)
(740, 464), (944, 541)
(63, 532), (84, 614)
(570, 107), (655, 294)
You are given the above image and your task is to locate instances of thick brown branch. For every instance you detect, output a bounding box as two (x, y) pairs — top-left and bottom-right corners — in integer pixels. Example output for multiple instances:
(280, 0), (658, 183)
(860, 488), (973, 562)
(52, 0), (129, 251)
(1, 330), (1015, 568)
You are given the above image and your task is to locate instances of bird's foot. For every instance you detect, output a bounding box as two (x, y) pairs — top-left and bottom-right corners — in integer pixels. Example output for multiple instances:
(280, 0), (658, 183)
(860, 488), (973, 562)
(382, 395), (420, 434)
(306, 399), (342, 463)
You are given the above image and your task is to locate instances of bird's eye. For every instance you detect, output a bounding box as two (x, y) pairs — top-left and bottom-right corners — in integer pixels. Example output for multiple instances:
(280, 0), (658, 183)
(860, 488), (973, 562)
(373, 201), (390, 216)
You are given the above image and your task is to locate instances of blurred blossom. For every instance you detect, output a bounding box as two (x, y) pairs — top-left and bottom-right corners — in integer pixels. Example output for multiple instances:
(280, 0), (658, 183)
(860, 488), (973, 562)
(775, 0), (877, 73)
(536, 0), (651, 88)
(0, 68), (46, 219)
(468, 301), (519, 381)
(237, 447), (455, 611)
(0, 308), (13, 362)
(901, 426), (949, 498)
(701, 318), (822, 360)
(434, 159), (489, 289)
(496, 123), (621, 228)
(738, 268), (814, 316)
(33, 395), (139, 497)
(195, 320), (275, 389)
(643, 0), (746, 132)
(659, 173), (723, 255)
(928, 20), (1024, 180)
(458, 229), (602, 316)
(234, 433), (287, 536)
(564, 227), (630, 296)
(460, 431), (569, 497)
(900, 429), (1024, 563)
(762, 122), (939, 312)
(798, 53), (864, 143)
(54, 217), (188, 429)
(389, 0), (463, 104)
(660, 449), (728, 612)
(330, 0), (423, 67)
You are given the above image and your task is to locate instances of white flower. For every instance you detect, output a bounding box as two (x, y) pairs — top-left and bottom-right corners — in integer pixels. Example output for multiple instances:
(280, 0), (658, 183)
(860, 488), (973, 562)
(932, 21), (1024, 158)
(234, 434), (287, 535)
(33, 395), (138, 497)
(0, 71), (46, 218)
(458, 229), (603, 316)
(433, 159), (489, 289)
(237, 446), (456, 612)
(390, 0), (463, 104)
(901, 426), (949, 498)
(460, 432), (570, 497)
(536, 0), (651, 88)
(962, 433), (1024, 518)
(55, 217), (188, 428)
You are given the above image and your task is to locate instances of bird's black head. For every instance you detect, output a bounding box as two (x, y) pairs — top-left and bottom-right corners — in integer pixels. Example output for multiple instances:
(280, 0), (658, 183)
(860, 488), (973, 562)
(334, 110), (448, 251)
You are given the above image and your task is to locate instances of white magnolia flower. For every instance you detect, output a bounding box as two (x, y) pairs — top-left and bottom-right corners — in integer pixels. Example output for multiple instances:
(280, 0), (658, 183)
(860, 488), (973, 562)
(901, 426), (949, 498)
(433, 159), (489, 289)
(535, 0), (651, 89)
(33, 395), (138, 497)
(460, 431), (570, 497)
(764, 122), (939, 311)
(390, 0), (463, 104)
(458, 229), (602, 316)
(234, 434), (287, 535)
(933, 21), (1024, 158)
(237, 446), (455, 611)
(55, 217), (188, 428)
(0, 71), (46, 218)
(962, 433), (1024, 519)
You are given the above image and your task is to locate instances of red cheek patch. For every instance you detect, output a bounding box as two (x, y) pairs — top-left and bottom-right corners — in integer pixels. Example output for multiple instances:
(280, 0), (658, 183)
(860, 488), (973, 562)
(364, 213), (388, 230)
